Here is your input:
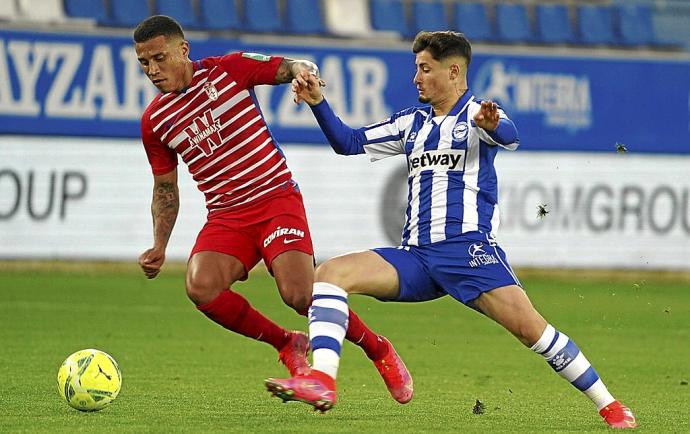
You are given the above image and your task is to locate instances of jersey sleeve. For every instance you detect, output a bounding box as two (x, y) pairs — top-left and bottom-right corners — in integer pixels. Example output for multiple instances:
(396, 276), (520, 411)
(360, 108), (418, 161)
(310, 98), (416, 161)
(205, 52), (283, 89)
(141, 109), (177, 175)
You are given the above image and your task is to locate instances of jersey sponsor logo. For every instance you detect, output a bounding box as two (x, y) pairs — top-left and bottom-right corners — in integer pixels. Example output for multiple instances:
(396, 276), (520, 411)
(452, 121), (469, 141)
(242, 52), (271, 62)
(263, 226), (305, 248)
(468, 242), (499, 268)
(184, 109), (222, 156)
(408, 149), (466, 176)
(203, 82), (218, 101)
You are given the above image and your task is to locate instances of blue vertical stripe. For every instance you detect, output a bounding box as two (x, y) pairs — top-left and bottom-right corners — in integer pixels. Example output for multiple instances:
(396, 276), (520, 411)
(445, 171), (463, 238)
(476, 140), (498, 233)
(445, 112), (468, 239)
(417, 172), (434, 244)
(405, 111), (428, 154)
(401, 175), (413, 245)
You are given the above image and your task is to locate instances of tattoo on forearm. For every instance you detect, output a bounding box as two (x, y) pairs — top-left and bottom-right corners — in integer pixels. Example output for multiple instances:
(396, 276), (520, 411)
(275, 58), (295, 84)
(151, 181), (179, 246)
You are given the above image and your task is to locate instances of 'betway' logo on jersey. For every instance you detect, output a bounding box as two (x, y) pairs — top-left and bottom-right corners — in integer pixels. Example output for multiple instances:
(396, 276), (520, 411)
(184, 109), (222, 156)
(263, 226), (305, 248)
(408, 149), (466, 176)
(473, 60), (592, 131)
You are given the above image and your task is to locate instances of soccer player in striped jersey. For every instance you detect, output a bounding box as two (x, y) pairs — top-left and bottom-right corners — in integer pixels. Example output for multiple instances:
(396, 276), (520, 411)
(265, 31), (637, 428)
(133, 15), (411, 400)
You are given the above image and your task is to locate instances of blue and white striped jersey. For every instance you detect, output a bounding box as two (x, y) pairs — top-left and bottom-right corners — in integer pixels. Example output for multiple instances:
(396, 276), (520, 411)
(360, 91), (518, 245)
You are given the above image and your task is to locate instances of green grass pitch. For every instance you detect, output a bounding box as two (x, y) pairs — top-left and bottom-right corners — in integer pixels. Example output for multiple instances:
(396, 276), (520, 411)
(0, 262), (688, 433)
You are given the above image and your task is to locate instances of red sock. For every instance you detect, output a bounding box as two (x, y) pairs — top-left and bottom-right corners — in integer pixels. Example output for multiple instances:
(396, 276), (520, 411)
(197, 290), (290, 350)
(346, 309), (388, 360)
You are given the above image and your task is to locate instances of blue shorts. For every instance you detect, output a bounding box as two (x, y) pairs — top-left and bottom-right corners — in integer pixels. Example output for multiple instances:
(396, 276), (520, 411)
(373, 232), (521, 306)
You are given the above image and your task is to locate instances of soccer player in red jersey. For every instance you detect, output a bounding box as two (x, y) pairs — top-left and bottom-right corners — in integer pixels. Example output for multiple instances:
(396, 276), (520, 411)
(133, 15), (412, 398)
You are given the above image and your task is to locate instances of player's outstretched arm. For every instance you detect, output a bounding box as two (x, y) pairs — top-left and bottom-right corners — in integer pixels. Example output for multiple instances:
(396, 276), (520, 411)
(291, 72), (365, 156)
(138, 169), (179, 279)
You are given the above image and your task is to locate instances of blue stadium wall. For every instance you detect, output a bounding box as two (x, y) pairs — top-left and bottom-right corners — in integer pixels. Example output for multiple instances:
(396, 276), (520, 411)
(1, 29), (689, 268)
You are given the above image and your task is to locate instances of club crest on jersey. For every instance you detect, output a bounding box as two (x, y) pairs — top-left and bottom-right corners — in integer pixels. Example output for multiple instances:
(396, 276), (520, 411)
(407, 131), (417, 142)
(452, 121), (469, 141)
(184, 109), (222, 157)
(203, 82), (218, 101)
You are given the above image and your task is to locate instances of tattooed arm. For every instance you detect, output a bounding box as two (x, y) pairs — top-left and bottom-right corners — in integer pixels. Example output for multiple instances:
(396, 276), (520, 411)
(138, 169), (180, 279)
(274, 58), (323, 85)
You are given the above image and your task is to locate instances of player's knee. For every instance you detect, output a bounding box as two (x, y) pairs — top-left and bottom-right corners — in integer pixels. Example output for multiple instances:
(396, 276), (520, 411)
(511, 319), (544, 347)
(185, 272), (221, 306)
(314, 259), (351, 290)
(280, 290), (311, 314)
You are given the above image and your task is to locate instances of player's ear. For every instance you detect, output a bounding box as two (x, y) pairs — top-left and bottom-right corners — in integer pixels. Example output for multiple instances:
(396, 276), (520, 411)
(448, 63), (460, 80)
(180, 39), (190, 58)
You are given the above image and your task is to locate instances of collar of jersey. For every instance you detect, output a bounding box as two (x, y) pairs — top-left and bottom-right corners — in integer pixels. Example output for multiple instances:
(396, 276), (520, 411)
(426, 89), (474, 123)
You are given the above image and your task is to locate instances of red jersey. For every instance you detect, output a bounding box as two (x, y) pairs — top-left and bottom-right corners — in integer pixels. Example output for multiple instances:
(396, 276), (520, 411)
(141, 52), (293, 211)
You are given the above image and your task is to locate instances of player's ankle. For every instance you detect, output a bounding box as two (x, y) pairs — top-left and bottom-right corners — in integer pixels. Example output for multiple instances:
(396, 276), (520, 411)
(367, 335), (389, 360)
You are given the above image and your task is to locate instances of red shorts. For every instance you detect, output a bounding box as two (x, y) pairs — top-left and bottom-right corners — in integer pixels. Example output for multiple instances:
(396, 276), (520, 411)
(190, 187), (314, 278)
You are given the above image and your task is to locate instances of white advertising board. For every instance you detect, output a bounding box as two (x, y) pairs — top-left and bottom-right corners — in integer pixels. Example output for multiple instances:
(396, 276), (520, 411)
(1, 136), (689, 270)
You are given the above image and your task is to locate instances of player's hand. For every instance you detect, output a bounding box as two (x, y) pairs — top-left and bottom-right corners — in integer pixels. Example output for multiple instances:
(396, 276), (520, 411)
(291, 70), (324, 106)
(473, 100), (500, 131)
(138, 247), (165, 279)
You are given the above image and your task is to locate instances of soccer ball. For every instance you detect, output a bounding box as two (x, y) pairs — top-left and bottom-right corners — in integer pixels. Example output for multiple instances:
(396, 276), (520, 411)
(57, 349), (122, 411)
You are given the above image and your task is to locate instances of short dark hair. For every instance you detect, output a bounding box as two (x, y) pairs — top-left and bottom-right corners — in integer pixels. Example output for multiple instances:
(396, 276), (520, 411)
(133, 15), (185, 43)
(412, 31), (472, 66)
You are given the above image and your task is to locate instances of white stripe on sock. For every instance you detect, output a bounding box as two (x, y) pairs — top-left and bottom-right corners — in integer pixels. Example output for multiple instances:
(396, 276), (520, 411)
(559, 351), (590, 382)
(583, 379), (616, 411)
(530, 324), (556, 353)
(543, 333), (569, 360)
(312, 348), (340, 379)
(313, 282), (349, 297)
(311, 297), (349, 312)
(310, 320), (347, 342)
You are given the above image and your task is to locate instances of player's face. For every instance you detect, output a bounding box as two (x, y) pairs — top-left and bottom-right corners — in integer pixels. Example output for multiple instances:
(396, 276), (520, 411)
(135, 35), (190, 93)
(413, 50), (454, 105)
